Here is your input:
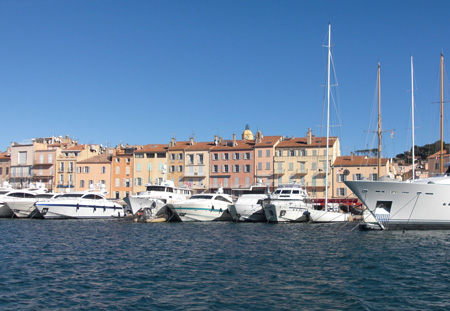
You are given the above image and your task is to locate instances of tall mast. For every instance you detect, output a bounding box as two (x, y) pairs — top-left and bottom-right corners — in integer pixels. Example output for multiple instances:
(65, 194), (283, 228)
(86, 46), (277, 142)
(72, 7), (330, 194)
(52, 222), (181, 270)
(411, 56), (415, 180)
(440, 53), (444, 174)
(325, 23), (331, 211)
(377, 63), (381, 178)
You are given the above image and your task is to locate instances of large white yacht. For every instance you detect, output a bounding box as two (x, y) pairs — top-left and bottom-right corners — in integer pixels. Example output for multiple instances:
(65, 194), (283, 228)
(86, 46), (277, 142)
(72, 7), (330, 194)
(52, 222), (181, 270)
(229, 184), (269, 222)
(123, 180), (193, 217)
(168, 189), (233, 222)
(263, 184), (312, 223)
(3, 189), (48, 218)
(345, 175), (450, 230)
(35, 187), (124, 219)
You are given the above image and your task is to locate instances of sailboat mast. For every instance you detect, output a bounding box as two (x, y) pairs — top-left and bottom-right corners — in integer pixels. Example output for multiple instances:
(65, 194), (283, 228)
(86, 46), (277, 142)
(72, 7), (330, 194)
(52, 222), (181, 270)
(377, 63), (381, 178)
(325, 23), (331, 211)
(440, 53), (444, 174)
(411, 56), (415, 180)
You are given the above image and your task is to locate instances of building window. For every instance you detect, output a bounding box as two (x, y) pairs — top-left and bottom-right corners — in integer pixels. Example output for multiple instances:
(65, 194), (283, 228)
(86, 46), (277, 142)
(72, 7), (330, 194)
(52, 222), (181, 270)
(289, 150), (295, 156)
(116, 158), (120, 163)
(18, 151), (27, 164)
(171, 154), (176, 161)
(223, 153), (229, 161)
(370, 174), (378, 181)
(136, 178), (142, 186)
(212, 154), (219, 161)
(80, 180), (85, 188)
(276, 150), (282, 157)
(354, 173), (363, 180)
(178, 166), (183, 172)
(234, 153), (240, 160)
(266, 162), (270, 170)
(116, 166), (120, 174)
(188, 154), (194, 164)
(289, 163), (294, 171)
(115, 178), (120, 187)
(59, 162), (64, 172)
(244, 165), (251, 173)
(258, 162), (262, 170)
(266, 150), (270, 157)
(233, 165), (240, 173)
(136, 154), (144, 158)
(101, 166), (106, 174)
(337, 174), (346, 182)
(244, 152), (251, 160)
(212, 165), (219, 173)
(337, 188), (347, 196)
(258, 150), (262, 157)
(198, 154), (204, 165)
(126, 167), (130, 175)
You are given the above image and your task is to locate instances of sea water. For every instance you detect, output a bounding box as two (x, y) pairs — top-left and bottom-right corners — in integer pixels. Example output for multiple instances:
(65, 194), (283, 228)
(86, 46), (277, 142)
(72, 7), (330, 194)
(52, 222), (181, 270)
(1, 219), (450, 310)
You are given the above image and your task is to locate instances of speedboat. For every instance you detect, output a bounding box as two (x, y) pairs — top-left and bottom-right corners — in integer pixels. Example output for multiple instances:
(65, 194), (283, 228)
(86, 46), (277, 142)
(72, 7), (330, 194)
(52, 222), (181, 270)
(345, 175), (450, 230)
(263, 184), (312, 223)
(168, 189), (233, 222)
(123, 180), (193, 218)
(35, 188), (124, 219)
(2, 189), (48, 218)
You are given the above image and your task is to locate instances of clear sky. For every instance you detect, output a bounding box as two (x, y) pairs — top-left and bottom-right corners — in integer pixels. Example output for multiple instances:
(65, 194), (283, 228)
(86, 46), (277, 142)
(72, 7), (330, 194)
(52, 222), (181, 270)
(1, 0), (450, 158)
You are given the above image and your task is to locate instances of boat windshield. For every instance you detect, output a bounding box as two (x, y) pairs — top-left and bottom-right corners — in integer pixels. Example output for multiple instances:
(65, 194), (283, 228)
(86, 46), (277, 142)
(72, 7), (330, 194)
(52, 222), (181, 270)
(59, 193), (84, 198)
(0, 190), (10, 195)
(190, 195), (213, 200)
(145, 186), (173, 192)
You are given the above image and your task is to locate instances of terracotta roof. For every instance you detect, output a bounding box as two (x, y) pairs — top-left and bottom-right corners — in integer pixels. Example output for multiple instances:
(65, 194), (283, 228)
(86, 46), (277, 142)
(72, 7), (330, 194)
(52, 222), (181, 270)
(212, 139), (255, 151)
(0, 152), (10, 160)
(77, 153), (112, 164)
(254, 135), (283, 147)
(64, 145), (85, 151)
(186, 141), (216, 151)
(427, 150), (449, 159)
(277, 136), (338, 148)
(135, 144), (168, 153)
(168, 141), (191, 151)
(333, 155), (389, 167)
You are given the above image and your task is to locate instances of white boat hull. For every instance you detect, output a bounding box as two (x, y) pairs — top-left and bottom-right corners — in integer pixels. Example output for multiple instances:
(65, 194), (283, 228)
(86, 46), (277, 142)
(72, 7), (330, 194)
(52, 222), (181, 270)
(36, 202), (124, 219)
(4, 198), (39, 218)
(345, 179), (450, 229)
(169, 203), (233, 222)
(263, 202), (309, 223)
(307, 209), (350, 223)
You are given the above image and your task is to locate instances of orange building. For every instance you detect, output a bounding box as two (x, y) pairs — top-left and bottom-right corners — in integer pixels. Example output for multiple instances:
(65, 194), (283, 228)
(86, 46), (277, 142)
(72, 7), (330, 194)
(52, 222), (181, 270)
(0, 151), (10, 186)
(76, 152), (113, 196)
(133, 144), (169, 194)
(111, 145), (140, 199)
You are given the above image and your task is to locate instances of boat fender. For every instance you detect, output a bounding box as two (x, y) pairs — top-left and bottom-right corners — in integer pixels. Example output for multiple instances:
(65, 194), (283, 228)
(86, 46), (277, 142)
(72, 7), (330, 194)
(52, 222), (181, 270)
(211, 205), (214, 210)
(76, 204), (79, 211)
(219, 208), (223, 213)
(94, 207), (96, 212)
(104, 206), (106, 212)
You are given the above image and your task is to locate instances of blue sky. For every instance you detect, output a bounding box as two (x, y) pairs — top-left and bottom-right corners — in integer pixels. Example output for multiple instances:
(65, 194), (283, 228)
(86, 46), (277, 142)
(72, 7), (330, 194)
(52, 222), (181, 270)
(1, 0), (450, 158)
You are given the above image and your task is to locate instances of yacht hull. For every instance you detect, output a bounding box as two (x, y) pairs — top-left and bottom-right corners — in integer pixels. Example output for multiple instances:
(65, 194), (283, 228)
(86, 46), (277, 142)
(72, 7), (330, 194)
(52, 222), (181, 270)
(169, 203), (233, 222)
(36, 202), (124, 219)
(345, 179), (450, 229)
(263, 202), (309, 223)
(0, 203), (13, 217)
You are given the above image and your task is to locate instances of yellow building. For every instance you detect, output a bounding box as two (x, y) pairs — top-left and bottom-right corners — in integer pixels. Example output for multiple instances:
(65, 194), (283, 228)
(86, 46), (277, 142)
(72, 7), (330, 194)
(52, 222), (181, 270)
(274, 129), (340, 198)
(332, 155), (390, 198)
(133, 144), (168, 194)
(184, 138), (215, 192)
(167, 139), (190, 187)
(56, 144), (101, 193)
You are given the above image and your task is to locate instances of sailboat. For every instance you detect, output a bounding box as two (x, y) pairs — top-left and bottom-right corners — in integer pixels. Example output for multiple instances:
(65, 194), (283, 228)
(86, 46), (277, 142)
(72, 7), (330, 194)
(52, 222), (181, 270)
(307, 24), (350, 223)
(345, 54), (450, 230)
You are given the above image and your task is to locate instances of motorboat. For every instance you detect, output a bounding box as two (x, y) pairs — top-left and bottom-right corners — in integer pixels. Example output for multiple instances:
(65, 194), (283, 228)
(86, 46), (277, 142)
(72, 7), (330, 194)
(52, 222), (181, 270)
(168, 189), (233, 222)
(2, 189), (49, 218)
(229, 183), (270, 222)
(35, 186), (124, 219)
(123, 180), (193, 218)
(263, 184), (312, 223)
(345, 175), (450, 230)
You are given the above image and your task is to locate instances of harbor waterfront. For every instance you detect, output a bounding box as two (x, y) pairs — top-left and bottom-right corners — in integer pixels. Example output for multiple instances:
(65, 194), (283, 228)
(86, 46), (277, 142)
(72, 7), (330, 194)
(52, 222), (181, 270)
(1, 219), (450, 310)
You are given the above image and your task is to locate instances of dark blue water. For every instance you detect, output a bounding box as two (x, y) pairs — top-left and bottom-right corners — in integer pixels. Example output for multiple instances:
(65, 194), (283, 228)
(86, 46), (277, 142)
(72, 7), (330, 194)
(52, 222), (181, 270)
(1, 219), (450, 311)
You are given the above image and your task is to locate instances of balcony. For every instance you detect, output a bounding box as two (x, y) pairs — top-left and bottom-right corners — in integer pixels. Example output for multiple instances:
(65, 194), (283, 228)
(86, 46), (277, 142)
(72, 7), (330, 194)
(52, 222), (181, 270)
(292, 168), (308, 176)
(273, 169), (285, 175)
(184, 171), (206, 177)
(314, 169), (330, 177)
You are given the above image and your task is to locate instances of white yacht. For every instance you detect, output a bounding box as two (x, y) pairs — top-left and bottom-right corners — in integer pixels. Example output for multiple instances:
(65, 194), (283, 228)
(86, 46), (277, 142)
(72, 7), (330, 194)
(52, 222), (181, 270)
(168, 189), (233, 222)
(263, 184), (312, 223)
(123, 180), (193, 217)
(229, 184), (269, 222)
(2, 189), (49, 218)
(35, 188), (124, 219)
(345, 175), (450, 230)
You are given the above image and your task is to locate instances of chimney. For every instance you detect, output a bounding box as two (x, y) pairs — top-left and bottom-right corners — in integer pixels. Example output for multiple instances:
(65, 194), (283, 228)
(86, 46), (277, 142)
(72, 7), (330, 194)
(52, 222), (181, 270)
(307, 128), (312, 145)
(351, 152), (354, 161)
(171, 137), (176, 146)
(255, 130), (263, 144)
(190, 137), (194, 145)
(233, 133), (236, 146)
(214, 135), (218, 145)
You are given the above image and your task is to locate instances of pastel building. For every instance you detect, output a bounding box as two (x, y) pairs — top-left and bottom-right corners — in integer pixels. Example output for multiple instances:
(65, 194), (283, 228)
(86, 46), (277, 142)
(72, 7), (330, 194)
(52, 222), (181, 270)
(76, 152), (113, 196)
(133, 144), (169, 194)
(210, 133), (255, 193)
(167, 140), (189, 187)
(332, 155), (390, 198)
(183, 138), (215, 192)
(56, 144), (101, 193)
(254, 132), (283, 191)
(273, 129), (340, 198)
(0, 151), (10, 186)
(111, 145), (140, 199)
(9, 141), (38, 188)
